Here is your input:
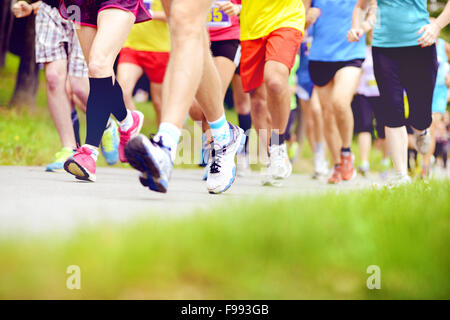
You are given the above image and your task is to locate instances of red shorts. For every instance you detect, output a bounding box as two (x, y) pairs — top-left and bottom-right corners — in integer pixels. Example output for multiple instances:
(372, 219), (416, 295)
(118, 47), (169, 84)
(240, 28), (303, 92)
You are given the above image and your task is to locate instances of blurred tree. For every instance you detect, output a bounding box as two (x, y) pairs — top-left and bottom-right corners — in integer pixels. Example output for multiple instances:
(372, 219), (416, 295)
(0, 0), (39, 108)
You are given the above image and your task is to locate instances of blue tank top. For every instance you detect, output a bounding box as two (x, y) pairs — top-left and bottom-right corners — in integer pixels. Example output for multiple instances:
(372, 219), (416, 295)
(373, 0), (430, 48)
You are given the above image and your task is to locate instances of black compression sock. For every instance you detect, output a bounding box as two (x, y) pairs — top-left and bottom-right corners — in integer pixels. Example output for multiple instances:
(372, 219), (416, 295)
(85, 77), (115, 147)
(270, 131), (286, 146)
(71, 108), (80, 146)
(111, 80), (128, 122)
(238, 113), (251, 153)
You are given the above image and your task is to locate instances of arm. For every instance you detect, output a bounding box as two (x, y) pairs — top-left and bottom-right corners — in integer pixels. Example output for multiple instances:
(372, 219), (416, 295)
(418, 1), (450, 47)
(12, 1), (41, 18)
(216, 1), (241, 17)
(152, 10), (167, 22)
(347, 0), (377, 42)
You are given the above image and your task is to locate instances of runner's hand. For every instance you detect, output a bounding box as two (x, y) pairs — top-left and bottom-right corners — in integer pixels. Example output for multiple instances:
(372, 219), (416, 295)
(418, 21), (441, 47)
(347, 28), (364, 42)
(12, 1), (32, 18)
(306, 8), (321, 27)
(216, 1), (241, 16)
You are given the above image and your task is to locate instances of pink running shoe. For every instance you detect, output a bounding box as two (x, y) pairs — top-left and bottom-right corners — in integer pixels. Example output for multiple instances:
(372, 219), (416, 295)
(64, 146), (97, 182)
(118, 110), (144, 163)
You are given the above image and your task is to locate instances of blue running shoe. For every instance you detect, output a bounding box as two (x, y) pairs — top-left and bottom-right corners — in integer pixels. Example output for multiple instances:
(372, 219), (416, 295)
(125, 134), (172, 193)
(101, 119), (119, 165)
(46, 147), (74, 172)
(206, 123), (246, 194)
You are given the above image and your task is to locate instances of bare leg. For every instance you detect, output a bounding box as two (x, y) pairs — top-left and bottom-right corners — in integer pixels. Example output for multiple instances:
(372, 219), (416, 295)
(264, 60), (291, 135)
(117, 62), (144, 111)
(250, 85), (271, 161)
(316, 81), (342, 165)
(331, 67), (361, 149)
(310, 89), (325, 147)
(161, 0), (220, 127)
(68, 76), (89, 113)
(386, 126), (408, 175)
(232, 74), (251, 116)
(301, 98), (316, 150)
(358, 132), (372, 164)
(150, 82), (163, 126)
(423, 113), (438, 169)
(45, 60), (76, 149)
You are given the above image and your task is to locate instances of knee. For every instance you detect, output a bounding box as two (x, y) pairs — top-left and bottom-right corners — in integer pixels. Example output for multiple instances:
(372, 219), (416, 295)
(170, 6), (203, 41)
(265, 76), (286, 96)
(69, 79), (88, 101)
(88, 53), (110, 78)
(46, 70), (65, 92)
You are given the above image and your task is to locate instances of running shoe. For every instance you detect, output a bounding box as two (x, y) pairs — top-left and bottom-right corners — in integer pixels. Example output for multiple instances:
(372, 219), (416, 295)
(118, 110), (145, 163)
(206, 123), (246, 194)
(269, 143), (292, 180)
(328, 165), (342, 184)
(125, 134), (172, 193)
(236, 152), (250, 177)
(64, 146), (97, 182)
(200, 134), (209, 167)
(101, 119), (119, 165)
(415, 129), (431, 155)
(387, 172), (412, 188)
(358, 163), (370, 177)
(261, 164), (282, 187)
(379, 158), (390, 180)
(340, 153), (356, 181)
(312, 151), (329, 179)
(45, 147), (74, 172)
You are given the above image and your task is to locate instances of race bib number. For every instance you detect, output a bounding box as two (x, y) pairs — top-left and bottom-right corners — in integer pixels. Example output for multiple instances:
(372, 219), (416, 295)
(207, 2), (231, 28)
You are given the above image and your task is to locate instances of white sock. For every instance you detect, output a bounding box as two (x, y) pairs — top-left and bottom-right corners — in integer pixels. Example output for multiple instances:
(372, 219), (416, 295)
(315, 142), (324, 155)
(119, 110), (133, 131)
(155, 122), (181, 162)
(84, 144), (99, 161)
(208, 114), (231, 147)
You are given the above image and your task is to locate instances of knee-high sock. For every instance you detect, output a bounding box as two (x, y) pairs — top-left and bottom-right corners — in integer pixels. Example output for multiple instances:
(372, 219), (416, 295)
(238, 113), (252, 153)
(71, 108), (80, 146)
(85, 77), (126, 147)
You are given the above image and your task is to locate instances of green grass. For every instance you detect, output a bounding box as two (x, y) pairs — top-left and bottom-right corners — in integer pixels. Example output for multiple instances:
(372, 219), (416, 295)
(0, 180), (448, 299)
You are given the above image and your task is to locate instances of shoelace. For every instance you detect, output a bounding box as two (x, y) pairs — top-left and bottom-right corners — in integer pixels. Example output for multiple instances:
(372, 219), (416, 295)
(209, 143), (226, 174)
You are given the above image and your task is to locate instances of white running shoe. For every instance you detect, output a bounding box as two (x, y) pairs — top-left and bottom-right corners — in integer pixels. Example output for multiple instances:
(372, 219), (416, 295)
(236, 152), (250, 177)
(269, 143), (292, 180)
(206, 123), (246, 194)
(312, 151), (329, 179)
(387, 172), (412, 188)
(261, 164), (282, 187)
(415, 129), (431, 155)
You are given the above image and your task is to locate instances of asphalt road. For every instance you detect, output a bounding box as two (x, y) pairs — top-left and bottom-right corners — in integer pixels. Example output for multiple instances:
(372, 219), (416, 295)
(0, 166), (419, 236)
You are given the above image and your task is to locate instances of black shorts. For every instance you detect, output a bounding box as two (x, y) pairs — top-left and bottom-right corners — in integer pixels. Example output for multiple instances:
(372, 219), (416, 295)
(308, 59), (364, 87)
(351, 94), (386, 139)
(210, 39), (241, 67)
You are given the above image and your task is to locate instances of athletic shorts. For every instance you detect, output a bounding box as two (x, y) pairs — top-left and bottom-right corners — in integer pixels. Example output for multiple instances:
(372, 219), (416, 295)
(59, 0), (151, 27)
(351, 94), (386, 139)
(308, 59), (364, 87)
(36, 2), (88, 78)
(210, 39), (241, 67)
(240, 27), (303, 92)
(118, 47), (169, 84)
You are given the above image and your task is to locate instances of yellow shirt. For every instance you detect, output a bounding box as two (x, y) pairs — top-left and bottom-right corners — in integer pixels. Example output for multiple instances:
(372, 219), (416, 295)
(124, 0), (170, 52)
(240, 0), (305, 41)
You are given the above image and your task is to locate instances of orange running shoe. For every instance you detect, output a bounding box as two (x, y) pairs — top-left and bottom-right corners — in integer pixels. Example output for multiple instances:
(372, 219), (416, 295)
(328, 165), (342, 184)
(341, 153), (356, 181)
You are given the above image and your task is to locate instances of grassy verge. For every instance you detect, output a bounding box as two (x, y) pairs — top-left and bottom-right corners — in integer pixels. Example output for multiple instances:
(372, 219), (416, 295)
(0, 180), (448, 299)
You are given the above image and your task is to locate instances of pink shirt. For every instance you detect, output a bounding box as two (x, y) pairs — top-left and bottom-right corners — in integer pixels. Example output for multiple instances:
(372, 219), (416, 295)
(208, 0), (241, 42)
